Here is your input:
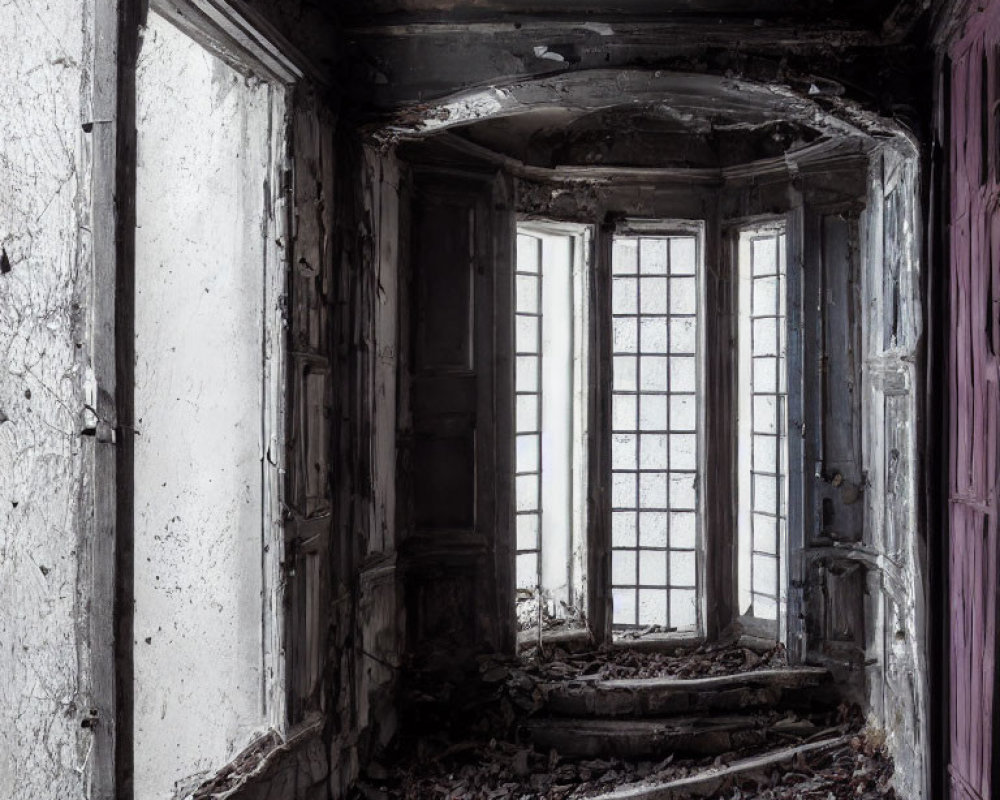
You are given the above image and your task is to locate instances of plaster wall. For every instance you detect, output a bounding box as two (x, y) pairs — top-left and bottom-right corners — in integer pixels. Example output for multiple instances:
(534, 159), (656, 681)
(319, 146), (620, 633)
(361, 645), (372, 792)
(859, 149), (927, 800)
(0, 2), (109, 796)
(133, 13), (283, 797)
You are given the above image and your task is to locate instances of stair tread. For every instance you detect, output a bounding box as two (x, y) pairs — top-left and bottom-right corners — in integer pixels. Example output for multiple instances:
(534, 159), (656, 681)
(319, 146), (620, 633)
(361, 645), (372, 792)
(542, 666), (829, 692)
(584, 733), (852, 799)
(523, 714), (774, 733)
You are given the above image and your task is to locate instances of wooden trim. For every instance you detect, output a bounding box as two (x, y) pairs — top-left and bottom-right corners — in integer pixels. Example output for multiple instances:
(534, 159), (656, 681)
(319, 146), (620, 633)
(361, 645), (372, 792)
(149, 0), (309, 84)
(262, 83), (291, 736)
(589, 224), (613, 644)
(494, 174), (517, 653)
(784, 197), (808, 663)
(92, 0), (136, 796)
(704, 207), (735, 640)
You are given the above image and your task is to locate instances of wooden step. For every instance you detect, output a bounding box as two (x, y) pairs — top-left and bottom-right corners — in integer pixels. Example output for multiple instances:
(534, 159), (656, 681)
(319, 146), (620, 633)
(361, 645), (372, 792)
(541, 667), (832, 718)
(521, 714), (798, 759)
(584, 734), (852, 799)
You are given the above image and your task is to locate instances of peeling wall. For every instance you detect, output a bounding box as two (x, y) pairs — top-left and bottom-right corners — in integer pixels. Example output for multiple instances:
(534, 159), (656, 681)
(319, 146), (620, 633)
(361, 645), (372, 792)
(224, 114), (406, 800)
(132, 12), (286, 796)
(857, 148), (927, 800)
(0, 1), (108, 796)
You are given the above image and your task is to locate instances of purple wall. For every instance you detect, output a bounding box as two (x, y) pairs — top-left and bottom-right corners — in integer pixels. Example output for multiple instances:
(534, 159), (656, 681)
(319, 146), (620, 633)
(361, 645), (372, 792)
(950, 12), (1000, 799)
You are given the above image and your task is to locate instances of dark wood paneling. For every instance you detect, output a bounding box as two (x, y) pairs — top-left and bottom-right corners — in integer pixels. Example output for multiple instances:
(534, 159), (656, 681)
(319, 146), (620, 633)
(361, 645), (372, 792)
(285, 87), (337, 726)
(400, 169), (504, 660)
(949, 19), (1000, 799)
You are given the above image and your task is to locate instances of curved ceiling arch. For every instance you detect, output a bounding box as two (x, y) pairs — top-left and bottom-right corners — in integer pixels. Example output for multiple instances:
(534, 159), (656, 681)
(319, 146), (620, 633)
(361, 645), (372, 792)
(385, 67), (914, 149)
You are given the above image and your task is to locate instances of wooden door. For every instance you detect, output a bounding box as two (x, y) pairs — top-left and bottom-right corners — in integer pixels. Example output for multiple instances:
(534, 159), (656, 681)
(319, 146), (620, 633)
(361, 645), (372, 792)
(949, 16), (1000, 800)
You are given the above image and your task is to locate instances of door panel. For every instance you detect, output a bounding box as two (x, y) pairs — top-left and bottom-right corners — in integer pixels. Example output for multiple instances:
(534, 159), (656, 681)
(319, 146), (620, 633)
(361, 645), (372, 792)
(400, 170), (508, 661)
(949, 21), (1000, 800)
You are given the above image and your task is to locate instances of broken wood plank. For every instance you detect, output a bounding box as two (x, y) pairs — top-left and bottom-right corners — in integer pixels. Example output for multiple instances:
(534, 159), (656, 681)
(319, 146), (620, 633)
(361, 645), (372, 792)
(522, 715), (774, 759)
(585, 734), (853, 799)
(541, 667), (831, 717)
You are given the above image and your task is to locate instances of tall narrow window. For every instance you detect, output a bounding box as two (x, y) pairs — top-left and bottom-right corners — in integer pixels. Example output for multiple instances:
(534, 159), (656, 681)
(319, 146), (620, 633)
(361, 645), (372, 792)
(610, 227), (702, 635)
(514, 223), (590, 632)
(737, 224), (788, 631)
(134, 11), (286, 796)
(515, 234), (544, 593)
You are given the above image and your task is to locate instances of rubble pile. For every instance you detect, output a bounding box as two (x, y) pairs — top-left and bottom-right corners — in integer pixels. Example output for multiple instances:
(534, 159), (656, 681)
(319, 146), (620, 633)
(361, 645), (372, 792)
(351, 646), (896, 800)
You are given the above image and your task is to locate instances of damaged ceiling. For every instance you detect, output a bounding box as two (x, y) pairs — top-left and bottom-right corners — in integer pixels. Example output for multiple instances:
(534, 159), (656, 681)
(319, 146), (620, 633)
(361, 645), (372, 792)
(332, 0), (917, 30)
(453, 103), (825, 169)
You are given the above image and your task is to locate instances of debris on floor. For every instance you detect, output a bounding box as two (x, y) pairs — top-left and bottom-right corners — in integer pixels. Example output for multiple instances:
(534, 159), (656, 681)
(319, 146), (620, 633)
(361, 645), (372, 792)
(516, 638), (789, 682)
(351, 644), (896, 800)
(517, 589), (588, 637)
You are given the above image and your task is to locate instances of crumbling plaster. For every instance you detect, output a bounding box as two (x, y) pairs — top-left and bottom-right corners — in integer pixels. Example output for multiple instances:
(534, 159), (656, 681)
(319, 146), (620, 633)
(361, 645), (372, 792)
(0, 0), (112, 796)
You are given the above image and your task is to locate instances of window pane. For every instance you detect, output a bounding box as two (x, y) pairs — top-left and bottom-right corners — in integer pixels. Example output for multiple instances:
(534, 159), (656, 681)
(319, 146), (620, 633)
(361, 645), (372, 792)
(670, 395), (696, 432)
(640, 550), (667, 586)
(612, 433), (638, 470)
(752, 275), (780, 315)
(670, 317), (697, 353)
(753, 318), (778, 355)
(753, 474), (777, 511)
(639, 433), (669, 470)
(670, 277), (697, 314)
(612, 238), (639, 274)
(640, 318), (668, 352)
(613, 550), (637, 585)
(669, 357), (696, 393)
(754, 594), (778, 620)
(639, 277), (668, 313)
(612, 472), (637, 508)
(516, 474), (539, 511)
(638, 588), (667, 625)
(613, 394), (637, 431)
(669, 434), (696, 471)
(670, 237), (697, 274)
(516, 395), (538, 433)
(753, 434), (778, 472)
(516, 315), (539, 353)
(639, 472), (668, 508)
(638, 512), (668, 547)
(639, 395), (667, 431)
(752, 236), (777, 275)
(639, 356), (668, 391)
(671, 513), (697, 549)
(517, 234), (540, 273)
(613, 317), (638, 352)
(753, 356), (777, 391)
(752, 554), (778, 595)
(753, 513), (778, 554)
(613, 278), (638, 314)
(614, 356), (637, 391)
(670, 589), (698, 629)
(517, 514), (539, 551)
(612, 512), (638, 547)
(669, 472), (697, 509)
(639, 238), (668, 274)
(669, 550), (697, 587)
(613, 588), (637, 625)
(753, 395), (778, 434)
(516, 274), (539, 313)
(516, 434), (539, 473)
(517, 553), (538, 589)
(516, 356), (539, 392)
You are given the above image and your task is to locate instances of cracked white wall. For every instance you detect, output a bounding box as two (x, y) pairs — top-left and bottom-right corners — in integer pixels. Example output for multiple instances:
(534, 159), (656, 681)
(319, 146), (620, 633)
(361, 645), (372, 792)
(0, 2), (102, 797)
(133, 12), (283, 799)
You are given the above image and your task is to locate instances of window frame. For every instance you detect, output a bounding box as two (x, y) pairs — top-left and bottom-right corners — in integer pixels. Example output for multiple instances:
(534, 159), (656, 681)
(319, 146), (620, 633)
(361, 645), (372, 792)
(735, 220), (791, 641)
(605, 218), (708, 640)
(114, 1), (311, 795)
(513, 219), (592, 632)
(507, 210), (802, 651)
